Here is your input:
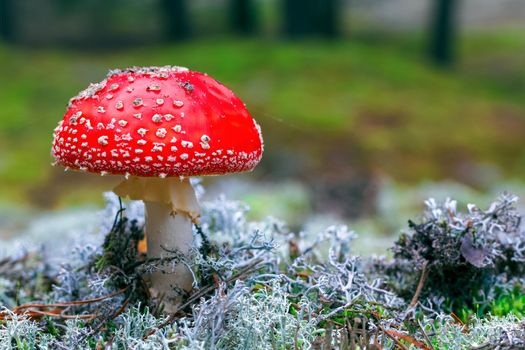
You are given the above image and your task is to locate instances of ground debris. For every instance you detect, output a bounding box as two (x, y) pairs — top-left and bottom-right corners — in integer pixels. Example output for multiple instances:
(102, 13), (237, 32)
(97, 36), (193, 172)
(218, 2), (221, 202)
(1, 193), (524, 349)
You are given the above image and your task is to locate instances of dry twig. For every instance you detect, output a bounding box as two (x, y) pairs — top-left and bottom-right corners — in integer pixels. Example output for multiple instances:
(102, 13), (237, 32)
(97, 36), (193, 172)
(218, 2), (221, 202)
(408, 261), (429, 310)
(0, 286), (129, 321)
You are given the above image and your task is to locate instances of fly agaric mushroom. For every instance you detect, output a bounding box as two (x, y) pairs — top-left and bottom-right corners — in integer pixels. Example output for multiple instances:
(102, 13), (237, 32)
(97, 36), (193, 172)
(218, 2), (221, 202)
(51, 66), (263, 311)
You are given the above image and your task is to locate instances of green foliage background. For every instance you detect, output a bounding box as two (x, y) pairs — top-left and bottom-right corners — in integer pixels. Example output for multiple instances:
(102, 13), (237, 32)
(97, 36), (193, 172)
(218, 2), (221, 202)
(0, 29), (524, 207)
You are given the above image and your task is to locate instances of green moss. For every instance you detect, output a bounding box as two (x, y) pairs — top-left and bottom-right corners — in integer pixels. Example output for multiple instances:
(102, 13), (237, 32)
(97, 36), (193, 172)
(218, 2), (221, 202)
(457, 284), (525, 322)
(0, 31), (524, 205)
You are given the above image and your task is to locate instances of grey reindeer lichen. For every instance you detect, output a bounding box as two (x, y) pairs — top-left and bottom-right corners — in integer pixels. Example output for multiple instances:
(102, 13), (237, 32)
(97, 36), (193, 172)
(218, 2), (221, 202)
(2, 192), (525, 349)
(379, 193), (525, 311)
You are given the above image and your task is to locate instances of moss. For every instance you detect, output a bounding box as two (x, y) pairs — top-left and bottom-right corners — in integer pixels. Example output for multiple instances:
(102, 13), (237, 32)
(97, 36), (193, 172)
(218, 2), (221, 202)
(1, 31), (525, 205)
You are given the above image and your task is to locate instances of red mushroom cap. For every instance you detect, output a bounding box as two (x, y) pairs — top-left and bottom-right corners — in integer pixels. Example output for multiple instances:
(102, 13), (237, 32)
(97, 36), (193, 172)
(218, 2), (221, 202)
(52, 66), (263, 177)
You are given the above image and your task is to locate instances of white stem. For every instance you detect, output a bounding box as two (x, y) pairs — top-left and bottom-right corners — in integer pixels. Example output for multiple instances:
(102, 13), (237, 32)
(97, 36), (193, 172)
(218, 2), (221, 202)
(113, 176), (200, 312)
(145, 200), (194, 312)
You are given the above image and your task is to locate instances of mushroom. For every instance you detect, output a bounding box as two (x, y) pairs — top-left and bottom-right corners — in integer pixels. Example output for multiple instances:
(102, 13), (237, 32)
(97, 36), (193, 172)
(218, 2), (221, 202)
(51, 66), (263, 311)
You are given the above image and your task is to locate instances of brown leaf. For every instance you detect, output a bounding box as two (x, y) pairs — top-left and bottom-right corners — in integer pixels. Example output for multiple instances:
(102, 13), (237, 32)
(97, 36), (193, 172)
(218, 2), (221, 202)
(384, 329), (431, 350)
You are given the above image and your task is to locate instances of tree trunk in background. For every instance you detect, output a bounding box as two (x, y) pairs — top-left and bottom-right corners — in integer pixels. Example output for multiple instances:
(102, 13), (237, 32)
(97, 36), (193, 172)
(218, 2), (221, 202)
(160, 0), (190, 41)
(318, 0), (339, 38)
(428, 0), (458, 66)
(283, 0), (340, 38)
(89, 0), (116, 46)
(230, 0), (257, 35)
(0, 0), (15, 43)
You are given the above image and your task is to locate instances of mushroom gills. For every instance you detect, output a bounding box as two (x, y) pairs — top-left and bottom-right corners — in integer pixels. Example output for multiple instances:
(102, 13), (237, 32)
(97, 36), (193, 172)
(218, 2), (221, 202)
(113, 176), (200, 219)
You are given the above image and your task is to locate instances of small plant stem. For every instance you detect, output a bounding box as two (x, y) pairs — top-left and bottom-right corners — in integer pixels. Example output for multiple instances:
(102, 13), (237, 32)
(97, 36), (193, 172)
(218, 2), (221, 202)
(417, 319), (435, 350)
(408, 261), (429, 310)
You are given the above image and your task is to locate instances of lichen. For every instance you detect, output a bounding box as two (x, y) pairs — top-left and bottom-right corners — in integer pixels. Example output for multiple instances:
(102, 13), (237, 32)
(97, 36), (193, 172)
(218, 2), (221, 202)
(1, 192), (525, 349)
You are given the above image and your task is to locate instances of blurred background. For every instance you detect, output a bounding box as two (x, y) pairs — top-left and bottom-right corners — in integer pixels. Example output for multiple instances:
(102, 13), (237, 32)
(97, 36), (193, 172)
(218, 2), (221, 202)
(0, 0), (524, 254)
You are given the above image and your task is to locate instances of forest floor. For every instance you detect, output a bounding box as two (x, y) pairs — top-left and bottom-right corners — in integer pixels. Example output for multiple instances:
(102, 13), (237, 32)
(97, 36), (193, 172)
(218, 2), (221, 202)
(1, 189), (525, 349)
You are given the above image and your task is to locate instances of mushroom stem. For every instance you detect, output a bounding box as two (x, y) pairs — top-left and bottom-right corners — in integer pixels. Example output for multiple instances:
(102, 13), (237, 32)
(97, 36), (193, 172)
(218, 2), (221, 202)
(113, 176), (200, 312)
(144, 200), (194, 311)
